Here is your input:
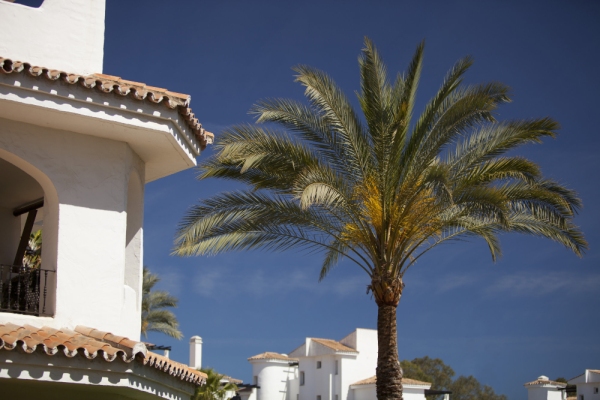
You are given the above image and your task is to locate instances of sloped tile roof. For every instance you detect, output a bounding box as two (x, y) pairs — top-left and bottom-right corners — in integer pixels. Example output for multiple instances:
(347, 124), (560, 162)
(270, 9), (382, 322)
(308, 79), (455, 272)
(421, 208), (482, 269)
(248, 352), (298, 362)
(311, 338), (358, 353)
(0, 57), (214, 149)
(143, 351), (206, 385)
(524, 377), (567, 387)
(352, 376), (431, 386)
(0, 323), (206, 385)
(222, 375), (244, 384)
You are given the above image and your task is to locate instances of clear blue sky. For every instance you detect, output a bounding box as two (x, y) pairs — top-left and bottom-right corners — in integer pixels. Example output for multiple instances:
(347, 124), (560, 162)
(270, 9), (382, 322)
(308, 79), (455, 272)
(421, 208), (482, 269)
(103, 1), (598, 399)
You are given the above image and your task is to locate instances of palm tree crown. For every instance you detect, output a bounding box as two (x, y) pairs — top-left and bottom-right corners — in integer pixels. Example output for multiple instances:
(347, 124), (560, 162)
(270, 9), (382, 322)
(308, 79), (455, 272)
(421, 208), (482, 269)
(194, 368), (238, 400)
(141, 267), (183, 340)
(175, 39), (586, 400)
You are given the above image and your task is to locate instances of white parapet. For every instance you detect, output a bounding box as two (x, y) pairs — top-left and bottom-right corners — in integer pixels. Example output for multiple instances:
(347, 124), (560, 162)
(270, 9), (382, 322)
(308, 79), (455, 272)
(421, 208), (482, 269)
(0, 0), (105, 75)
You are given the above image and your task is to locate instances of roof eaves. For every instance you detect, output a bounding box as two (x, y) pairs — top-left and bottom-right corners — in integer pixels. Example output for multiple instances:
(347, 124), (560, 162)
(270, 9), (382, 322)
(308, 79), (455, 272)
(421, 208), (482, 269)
(0, 323), (206, 386)
(0, 57), (214, 149)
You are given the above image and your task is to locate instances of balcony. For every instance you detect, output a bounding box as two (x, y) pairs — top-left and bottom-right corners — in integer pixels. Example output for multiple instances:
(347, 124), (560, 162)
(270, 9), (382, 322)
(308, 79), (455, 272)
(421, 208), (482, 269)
(0, 264), (53, 316)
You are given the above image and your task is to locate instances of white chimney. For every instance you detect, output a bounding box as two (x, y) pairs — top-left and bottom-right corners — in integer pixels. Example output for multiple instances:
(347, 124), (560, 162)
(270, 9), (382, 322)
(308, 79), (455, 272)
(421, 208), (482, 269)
(190, 336), (203, 370)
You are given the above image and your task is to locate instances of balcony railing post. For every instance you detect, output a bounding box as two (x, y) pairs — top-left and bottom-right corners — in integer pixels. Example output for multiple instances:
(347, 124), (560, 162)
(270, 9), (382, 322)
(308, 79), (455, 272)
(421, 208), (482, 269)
(7, 266), (13, 310)
(0, 265), (4, 309)
(42, 269), (48, 315)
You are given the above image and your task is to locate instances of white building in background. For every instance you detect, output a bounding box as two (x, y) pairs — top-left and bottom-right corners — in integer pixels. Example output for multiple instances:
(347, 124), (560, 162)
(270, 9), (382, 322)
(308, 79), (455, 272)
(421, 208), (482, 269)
(525, 376), (567, 400)
(0, 0), (213, 398)
(241, 328), (432, 400)
(525, 370), (600, 400)
(568, 370), (600, 400)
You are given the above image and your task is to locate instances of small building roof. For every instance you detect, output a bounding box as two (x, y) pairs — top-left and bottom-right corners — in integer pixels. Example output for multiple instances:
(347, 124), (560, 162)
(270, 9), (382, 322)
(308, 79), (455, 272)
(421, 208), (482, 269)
(524, 376), (567, 387)
(311, 338), (358, 353)
(222, 375), (244, 384)
(248, 352), (298, 362)
(351, 375), (431, 387)
(0, 323), (206, 386)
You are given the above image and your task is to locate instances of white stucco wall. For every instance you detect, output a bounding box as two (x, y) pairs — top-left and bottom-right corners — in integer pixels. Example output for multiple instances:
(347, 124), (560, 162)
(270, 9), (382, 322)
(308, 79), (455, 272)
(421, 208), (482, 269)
(351, 384), (428, 400)
(0, 0), (105, 75)
(340, 329), (378, 400)
(289, 330), (377, 400)
(570, 371), (600, 400)
(252, 359), (296, 400)
(124, 165), (145, 316)
(0, 118), (144, 340)
(341, 329), (378, 365)
(240, 388), (258, 400)
(576, 384), (600, 400)
(528, 387), (565, 400)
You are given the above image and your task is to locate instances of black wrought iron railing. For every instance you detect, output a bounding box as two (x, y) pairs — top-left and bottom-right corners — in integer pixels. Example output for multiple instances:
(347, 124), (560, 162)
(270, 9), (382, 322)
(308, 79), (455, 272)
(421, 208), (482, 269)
(0, 264), (53, 316)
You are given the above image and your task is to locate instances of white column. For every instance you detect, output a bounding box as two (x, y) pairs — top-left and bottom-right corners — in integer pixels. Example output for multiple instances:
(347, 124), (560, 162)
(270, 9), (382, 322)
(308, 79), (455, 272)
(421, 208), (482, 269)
(190, 336), (203, 369)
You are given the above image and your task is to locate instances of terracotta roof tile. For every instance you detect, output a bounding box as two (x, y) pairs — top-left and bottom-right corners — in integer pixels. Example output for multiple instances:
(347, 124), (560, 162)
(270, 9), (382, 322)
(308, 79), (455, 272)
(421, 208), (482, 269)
(143, 351), (206, 385)
(248, 352), (298, 362)
(352, 376), (431, 386)
(0, 57), (214, 149)
(524, 377), (567, 387)
(0, 323), (206, 385)
(222, 375), (244, 384)
(311, 338), (357, 353)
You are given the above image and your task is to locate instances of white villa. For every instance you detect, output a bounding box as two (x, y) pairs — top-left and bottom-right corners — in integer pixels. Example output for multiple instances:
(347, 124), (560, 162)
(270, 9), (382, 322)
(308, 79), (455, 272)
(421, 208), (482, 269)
(525, 376), (568, 400)
(242, 328), (433, 400)
(525, 370), (600, 400)
(0, 0), (213, 398)
(568, 370), (600, 400)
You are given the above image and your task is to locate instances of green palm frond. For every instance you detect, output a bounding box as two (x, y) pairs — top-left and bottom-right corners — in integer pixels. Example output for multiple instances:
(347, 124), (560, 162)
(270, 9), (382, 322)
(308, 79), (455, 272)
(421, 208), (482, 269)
(176, 38), (587, 400)
(141, 268), (183, 340)
(195, 368), (238, 400)
(176, 37), (587, 291)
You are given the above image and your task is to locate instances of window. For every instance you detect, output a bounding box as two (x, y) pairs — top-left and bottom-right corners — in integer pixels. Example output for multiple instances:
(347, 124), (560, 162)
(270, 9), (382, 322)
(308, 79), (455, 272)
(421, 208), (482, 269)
(253, 376), (258, 385)
(580, 395), (584, 400)
(317, 396), (321, 400)
(335, 360), (339, 375)
(300, 371), (305, 386)
(335, 395), (339, 400)
(594, 388), (599, 394)
(317, 361), (322, 369)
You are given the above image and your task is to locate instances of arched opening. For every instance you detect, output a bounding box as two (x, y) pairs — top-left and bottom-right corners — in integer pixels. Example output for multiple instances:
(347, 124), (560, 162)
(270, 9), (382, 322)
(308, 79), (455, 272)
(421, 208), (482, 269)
(0, 155), (56, 316)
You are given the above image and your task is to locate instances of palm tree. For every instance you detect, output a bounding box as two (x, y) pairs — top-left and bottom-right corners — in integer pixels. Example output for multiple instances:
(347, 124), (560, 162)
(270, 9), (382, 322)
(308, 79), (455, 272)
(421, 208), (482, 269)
(194, 368), (238, 400)
(23, 229), (42, 269)
(141, 267), (183, 340)
(174, 39), (586, 400)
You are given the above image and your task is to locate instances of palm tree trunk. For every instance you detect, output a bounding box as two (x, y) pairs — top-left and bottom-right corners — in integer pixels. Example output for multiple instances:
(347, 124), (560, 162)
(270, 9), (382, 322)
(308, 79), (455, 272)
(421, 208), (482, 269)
(376, 302), (403, 400)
